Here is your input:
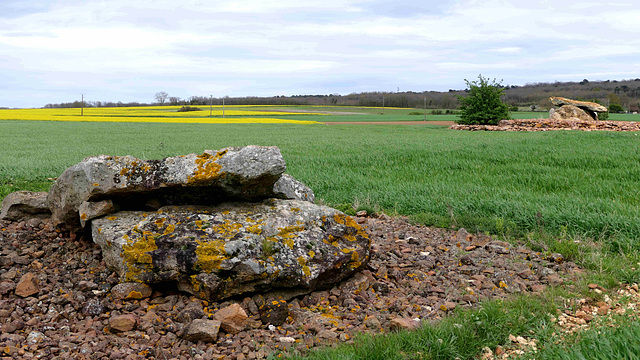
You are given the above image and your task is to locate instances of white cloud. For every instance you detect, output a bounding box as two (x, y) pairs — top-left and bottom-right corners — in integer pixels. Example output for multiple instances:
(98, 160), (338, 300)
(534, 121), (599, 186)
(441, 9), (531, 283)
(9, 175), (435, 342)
(486, 47), (522, 54)
(1, 0), (639, 107)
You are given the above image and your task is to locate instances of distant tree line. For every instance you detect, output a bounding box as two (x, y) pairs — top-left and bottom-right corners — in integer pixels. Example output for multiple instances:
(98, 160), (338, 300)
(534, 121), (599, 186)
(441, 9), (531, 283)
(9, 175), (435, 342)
(43, 78), (640, 113)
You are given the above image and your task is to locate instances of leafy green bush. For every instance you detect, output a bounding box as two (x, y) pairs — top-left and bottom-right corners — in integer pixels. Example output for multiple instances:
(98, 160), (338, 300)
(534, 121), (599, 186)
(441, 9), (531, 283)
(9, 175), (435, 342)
(608, 104), (624, 113)
(407, 111), (423, 115)
(510, 105), (519, 112)
(599, 111), (609, 120)
(431, 109), (444, 115)
(456, 75), (510, 125)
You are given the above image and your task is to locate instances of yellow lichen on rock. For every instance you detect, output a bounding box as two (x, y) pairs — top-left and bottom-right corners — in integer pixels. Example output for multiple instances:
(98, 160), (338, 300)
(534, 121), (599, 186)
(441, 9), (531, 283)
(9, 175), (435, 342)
(187, 150), (227, 185)
(247, 223), (262, 235)
(126, 291), (143, 300)
(122, 230), (159, 282)
(195, 238), (228, 272)
(302, 266), (311, 277)
(163, 223), (175, 235)
(211, 220), (242, 239)
(277, 225), (305, 248)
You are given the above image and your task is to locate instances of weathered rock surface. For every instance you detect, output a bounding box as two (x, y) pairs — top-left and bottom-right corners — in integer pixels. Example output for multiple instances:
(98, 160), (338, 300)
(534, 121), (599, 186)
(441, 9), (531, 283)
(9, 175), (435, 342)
(183, 319), (221, 343)
(550, 104), (596, 122)
(78, 200), (117, 228)
(47, 146), (287, 230)
(91, 199), (370, 301)
(14, 272), (38, 298)
(213, 304), (248, 334)
(550, 97), (607, 121)
(110, 282), (153, 300)
(109, 314), (137, 332)
(0, 191), (50, 222)
(273, 174), (315, 203)
(550, 96), (607, 113)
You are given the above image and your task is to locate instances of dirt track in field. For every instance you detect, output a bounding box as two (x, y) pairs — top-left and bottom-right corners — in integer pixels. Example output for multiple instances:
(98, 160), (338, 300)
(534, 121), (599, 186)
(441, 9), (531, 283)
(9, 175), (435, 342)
(323, 121), (455, 125)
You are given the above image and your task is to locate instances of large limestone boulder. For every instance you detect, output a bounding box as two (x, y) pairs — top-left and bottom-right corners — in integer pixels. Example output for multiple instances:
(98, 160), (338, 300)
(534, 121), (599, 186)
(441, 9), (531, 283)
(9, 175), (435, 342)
(549, 97), (607, 113)
(0, 191), (51, 222)
(91, 199), (370, 301)
(47, 146), (291, 230)
(549, 97), (607, 120)
(550, 105), (595, 122)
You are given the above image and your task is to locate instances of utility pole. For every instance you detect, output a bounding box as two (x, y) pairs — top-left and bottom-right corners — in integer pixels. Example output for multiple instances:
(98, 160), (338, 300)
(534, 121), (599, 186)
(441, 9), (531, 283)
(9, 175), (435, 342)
(382, 97), (385, 115)
(81, 93), (84, 116)
(424, 97), (427, 122)
(222, 97), (225, 118)
(209, 95), (213, 116)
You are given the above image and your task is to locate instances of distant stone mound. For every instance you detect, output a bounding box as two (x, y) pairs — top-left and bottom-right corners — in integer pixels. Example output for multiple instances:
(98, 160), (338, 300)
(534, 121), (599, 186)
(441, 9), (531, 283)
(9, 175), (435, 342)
(549, 96), (607, 121)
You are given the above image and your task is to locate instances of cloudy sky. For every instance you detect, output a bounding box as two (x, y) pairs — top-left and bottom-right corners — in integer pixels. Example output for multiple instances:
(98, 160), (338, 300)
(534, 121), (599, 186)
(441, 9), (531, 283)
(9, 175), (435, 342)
(1, 0), (639, 108)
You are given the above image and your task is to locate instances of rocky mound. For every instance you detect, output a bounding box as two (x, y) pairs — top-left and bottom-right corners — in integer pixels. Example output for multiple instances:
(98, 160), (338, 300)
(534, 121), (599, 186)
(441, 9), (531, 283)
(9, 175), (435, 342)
(451, 119), (640, 132)
(1, 146), (370, 305)
(0, 214), (583, 359)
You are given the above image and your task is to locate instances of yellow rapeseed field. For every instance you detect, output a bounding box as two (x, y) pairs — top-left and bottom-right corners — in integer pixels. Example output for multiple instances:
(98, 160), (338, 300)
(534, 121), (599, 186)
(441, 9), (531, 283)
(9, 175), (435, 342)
(0, 106), (322, 124)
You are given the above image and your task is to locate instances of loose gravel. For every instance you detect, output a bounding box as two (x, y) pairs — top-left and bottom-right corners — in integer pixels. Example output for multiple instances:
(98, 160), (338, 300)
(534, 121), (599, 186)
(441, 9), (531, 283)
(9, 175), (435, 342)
(0, 213), (583, 360)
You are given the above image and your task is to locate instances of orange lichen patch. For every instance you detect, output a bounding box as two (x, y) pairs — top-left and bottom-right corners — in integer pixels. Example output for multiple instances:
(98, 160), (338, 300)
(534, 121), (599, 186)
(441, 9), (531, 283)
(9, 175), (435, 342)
(195, 238), (228, 272)
(190, 275), (201, 292)
(187, 150), (227, 185)
(80, 213), (87, 220)
(107, 216), (117, 221)
(211, 220), (242, 239)
(349, 251), (361, 268)
(247, 224), (262, 235)
(163, 224), (175, 235)
(333, 214), (370, 239)
(297, 256), (306, 266)
(277, 225), (305, 248)
(154, 218), (166, 228)
(344, 234), (356, 242)
(302, 266), (311, 277)
(122, 230), (159, 282)
(308, 250), (316, 258)
(126, 291), (144, 300)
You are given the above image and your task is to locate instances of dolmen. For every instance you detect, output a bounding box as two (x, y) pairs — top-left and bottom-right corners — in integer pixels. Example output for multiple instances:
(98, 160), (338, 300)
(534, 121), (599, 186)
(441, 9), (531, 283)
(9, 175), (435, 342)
(549, 96), (608, 121)
(1, 146), (371, 301)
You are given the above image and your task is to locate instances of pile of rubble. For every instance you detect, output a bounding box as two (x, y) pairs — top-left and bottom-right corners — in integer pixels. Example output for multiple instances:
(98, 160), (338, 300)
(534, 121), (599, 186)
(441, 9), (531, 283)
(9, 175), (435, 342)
(451, 118), (640, 132)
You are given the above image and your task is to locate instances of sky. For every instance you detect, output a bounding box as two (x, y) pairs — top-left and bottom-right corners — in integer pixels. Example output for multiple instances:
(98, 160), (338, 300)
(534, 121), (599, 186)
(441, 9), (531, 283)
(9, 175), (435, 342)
(1, 0), (639, 108)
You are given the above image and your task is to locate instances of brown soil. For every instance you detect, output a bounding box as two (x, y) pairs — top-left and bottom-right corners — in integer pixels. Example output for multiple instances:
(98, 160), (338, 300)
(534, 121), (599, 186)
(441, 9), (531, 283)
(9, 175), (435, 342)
(324, 121), (455, 125)
(0, 214), (583, 359)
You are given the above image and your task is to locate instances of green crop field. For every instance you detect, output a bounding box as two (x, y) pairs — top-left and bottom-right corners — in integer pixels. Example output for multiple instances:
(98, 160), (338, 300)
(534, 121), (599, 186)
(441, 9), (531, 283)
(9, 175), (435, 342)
(2, 108), (640, 360)
(2, 118), (639, 243)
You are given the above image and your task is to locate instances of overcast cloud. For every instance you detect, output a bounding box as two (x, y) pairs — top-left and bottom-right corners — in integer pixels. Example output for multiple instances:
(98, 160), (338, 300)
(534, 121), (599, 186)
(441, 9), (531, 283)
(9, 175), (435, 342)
(1, 0), (639, 108)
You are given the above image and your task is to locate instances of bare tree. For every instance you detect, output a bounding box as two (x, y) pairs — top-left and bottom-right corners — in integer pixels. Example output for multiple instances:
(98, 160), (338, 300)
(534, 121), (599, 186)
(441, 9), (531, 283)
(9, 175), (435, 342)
(155, 92), (169, 105)
(168, 97), (181, 106)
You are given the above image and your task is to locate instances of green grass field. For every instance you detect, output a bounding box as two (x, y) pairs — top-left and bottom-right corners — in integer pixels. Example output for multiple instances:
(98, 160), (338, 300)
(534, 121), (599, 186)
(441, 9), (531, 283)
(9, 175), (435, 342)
(2, 108), (640, 359)
(3, 119), (639, 244)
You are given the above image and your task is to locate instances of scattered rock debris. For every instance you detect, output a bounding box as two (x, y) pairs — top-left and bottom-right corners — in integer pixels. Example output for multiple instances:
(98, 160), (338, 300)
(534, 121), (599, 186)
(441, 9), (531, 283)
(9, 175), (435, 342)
(1, 214), (585, 359)
(451, 119), (640, 132)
